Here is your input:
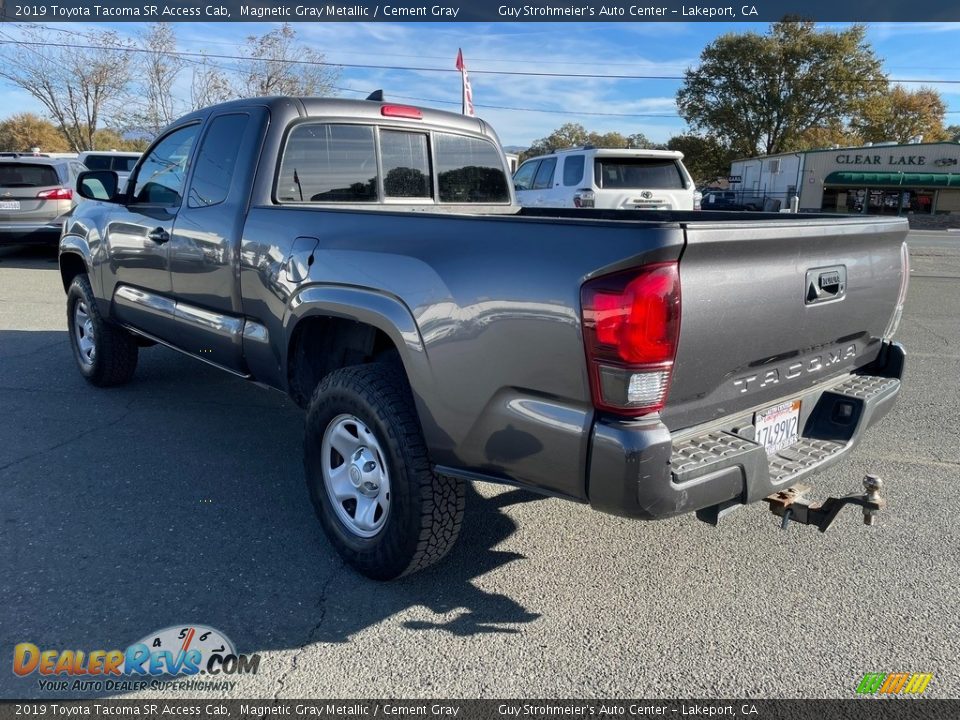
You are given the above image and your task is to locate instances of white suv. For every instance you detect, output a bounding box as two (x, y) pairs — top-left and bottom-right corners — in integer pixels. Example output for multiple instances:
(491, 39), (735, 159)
(513, 147), (696, 211)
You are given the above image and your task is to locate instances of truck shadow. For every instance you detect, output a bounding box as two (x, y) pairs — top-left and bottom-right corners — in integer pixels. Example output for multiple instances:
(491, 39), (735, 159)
(0, 244), (59, 269)
(0, 330), (542, 699)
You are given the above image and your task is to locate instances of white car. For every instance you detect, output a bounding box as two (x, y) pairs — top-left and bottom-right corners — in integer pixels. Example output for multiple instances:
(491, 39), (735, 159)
(77, 151), (141, 191)
(513, 147), (697, 211)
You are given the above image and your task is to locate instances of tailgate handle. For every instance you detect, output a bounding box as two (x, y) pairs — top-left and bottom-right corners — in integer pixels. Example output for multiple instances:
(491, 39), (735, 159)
(819, 272), (842, 294)
(806, 266), (846, 305)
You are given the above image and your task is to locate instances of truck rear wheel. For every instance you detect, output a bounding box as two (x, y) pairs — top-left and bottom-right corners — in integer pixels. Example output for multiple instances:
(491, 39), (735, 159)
(304, 363), (464, 580)
(66, 274), (138, 387)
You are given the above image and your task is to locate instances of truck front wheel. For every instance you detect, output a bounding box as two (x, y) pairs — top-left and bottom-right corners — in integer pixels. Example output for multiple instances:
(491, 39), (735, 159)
(66, 274), (139, 387)
(304, 363), (464, 580)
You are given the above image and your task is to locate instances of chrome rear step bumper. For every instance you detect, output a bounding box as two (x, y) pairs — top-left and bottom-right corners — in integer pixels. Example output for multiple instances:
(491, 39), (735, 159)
(586, 342), (905, 521)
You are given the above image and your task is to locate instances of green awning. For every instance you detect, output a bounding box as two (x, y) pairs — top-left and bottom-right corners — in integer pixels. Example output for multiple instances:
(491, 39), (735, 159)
(824, 171), (960, 187)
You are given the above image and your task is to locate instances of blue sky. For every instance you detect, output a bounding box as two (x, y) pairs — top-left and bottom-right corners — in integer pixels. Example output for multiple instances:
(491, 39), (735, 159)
(2, 21), (959, 147)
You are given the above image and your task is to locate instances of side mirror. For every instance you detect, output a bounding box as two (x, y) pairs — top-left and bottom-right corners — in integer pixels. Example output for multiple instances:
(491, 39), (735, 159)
(77, 170), (121, 202)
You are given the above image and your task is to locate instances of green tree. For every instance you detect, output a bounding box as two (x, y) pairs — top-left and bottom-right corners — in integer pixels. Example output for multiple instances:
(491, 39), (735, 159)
(852, 85), (948, 144)
(90, 129), (150, 152)
(948, 125), (960, 143)
(666, 134), (736, 185)
(522, 124), (667, 160)
(787, 122), (861, 151)
(627, 132), (666, 149)
(677, 21), (886, 156)
(0, 113), (71, 152)
(523, 123), (590, 159)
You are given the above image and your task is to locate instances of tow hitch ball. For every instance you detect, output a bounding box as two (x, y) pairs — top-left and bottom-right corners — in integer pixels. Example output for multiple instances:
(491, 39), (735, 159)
(764, 475), (886, 533)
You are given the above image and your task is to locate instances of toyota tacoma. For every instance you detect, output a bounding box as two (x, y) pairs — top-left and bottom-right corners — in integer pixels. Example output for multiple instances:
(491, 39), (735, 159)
(59, 97), (909, 579)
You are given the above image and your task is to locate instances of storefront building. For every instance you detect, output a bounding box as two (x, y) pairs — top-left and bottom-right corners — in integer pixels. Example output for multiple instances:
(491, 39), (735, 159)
(728, 141), (960, 226)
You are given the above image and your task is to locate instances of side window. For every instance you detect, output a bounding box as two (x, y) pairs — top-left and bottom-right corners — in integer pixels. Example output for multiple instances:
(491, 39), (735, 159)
(187, 114), (250, 208)
(380, 130), (431, 199)
(82, 155), (111, 171)
(532, 157), (557, 190)
(113, 157), (140, 173)
(512, 160), (539, 191)
(131, 124), (200, 207)
(434, 133), (510, 203)
(277, 123), (377, 203)
(563, 155), (585, 186)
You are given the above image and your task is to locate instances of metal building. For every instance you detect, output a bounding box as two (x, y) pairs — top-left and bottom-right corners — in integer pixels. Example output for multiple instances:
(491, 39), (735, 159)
(728, 141), (960, 220)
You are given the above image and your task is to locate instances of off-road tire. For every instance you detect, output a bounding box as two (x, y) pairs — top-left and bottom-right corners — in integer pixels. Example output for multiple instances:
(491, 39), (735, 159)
(304, 363), (465, 580)
(66, 274), (139, 387)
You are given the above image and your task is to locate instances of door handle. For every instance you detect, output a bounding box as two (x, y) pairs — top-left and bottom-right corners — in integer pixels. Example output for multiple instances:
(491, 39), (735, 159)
(147, 227), (170, 244)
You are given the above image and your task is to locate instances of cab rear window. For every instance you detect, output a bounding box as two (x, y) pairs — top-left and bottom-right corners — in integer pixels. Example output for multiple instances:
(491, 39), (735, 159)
(594, 158), (685, 190)
(277, 124), (378, 203)
(381, 130), (431, 199)
(435, 133), (509, 203)
(276, 123), (510, 205)
(0, 163), (60, 188)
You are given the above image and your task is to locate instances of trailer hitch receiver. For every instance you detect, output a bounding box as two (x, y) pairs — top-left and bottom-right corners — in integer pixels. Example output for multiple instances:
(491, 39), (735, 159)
(764, 475), (885, 532)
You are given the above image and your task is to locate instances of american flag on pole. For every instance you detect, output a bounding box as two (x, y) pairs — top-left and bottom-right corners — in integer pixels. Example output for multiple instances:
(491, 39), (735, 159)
(456, 48), (475, 117)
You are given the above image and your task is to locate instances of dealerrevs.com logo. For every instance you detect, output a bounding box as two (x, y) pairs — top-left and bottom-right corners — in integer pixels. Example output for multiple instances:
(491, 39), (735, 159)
(13, 625), (260, 693)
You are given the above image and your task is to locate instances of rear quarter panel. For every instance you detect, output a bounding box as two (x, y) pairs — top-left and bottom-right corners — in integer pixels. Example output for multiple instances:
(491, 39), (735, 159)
(239, 207), (684, 499)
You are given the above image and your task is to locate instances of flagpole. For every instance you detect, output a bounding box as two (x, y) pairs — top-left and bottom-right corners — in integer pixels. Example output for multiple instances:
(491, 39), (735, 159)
(459, 48), (465, 115)
(456, 48), (474, 117)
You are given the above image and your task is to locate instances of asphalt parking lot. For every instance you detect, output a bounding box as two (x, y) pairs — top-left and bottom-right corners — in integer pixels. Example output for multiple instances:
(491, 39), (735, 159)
(1, 232), (958, 699)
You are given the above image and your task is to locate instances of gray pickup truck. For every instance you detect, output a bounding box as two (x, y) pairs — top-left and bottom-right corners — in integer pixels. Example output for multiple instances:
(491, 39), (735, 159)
(60, 97), (909, 579)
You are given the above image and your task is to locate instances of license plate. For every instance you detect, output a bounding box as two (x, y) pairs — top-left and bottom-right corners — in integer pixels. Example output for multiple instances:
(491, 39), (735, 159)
(754, 400), (801, 455)
(0, 200), (20, 211)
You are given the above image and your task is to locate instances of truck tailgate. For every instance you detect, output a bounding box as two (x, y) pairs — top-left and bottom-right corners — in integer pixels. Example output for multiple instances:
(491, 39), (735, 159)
(661, 217), (908, 432)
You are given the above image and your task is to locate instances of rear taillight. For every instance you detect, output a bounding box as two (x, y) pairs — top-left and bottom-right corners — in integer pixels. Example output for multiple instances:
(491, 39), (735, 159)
(573, 189), (595, 208)
(37, 187), (72, 200)
(883, 241), (910, 341)
(581, 263), (681, 416)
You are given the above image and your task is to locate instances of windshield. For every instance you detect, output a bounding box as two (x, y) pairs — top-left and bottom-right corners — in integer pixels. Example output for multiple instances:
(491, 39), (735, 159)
(594, 158), (685, 190)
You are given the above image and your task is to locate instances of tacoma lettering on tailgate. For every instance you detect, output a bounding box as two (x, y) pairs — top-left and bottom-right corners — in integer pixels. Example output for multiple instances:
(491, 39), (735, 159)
(732, 344), (857, 394)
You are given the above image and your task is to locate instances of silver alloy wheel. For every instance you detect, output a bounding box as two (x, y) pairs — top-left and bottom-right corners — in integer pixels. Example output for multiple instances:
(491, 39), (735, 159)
(73, 300), (96, 366)
(321, 414), (391, 538)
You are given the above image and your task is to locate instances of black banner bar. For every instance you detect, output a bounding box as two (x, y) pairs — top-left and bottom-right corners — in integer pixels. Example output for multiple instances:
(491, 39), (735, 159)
(2, 0), (960, 22)
(0, 700), (954, 720)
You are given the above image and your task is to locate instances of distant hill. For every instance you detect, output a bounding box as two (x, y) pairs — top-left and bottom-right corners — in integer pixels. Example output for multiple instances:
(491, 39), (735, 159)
(502, 145), (527, 154)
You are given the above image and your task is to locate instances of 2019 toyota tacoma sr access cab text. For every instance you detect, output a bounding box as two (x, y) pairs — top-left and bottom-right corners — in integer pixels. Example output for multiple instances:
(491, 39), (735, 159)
(59, 97), (909, 580)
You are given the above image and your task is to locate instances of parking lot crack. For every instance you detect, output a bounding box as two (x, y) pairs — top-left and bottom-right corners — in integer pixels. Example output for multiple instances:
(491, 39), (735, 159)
(272, 560), (344, 701)
(0, 399), (137, 473)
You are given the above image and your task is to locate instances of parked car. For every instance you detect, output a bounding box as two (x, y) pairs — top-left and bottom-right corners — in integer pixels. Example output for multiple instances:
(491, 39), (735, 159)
(77, 151), (141, 191)
(0, 156), (86, 244)
(61, 97), (908, 580)
(514, 147), (697, 210)
(701, 190), (760, 211)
